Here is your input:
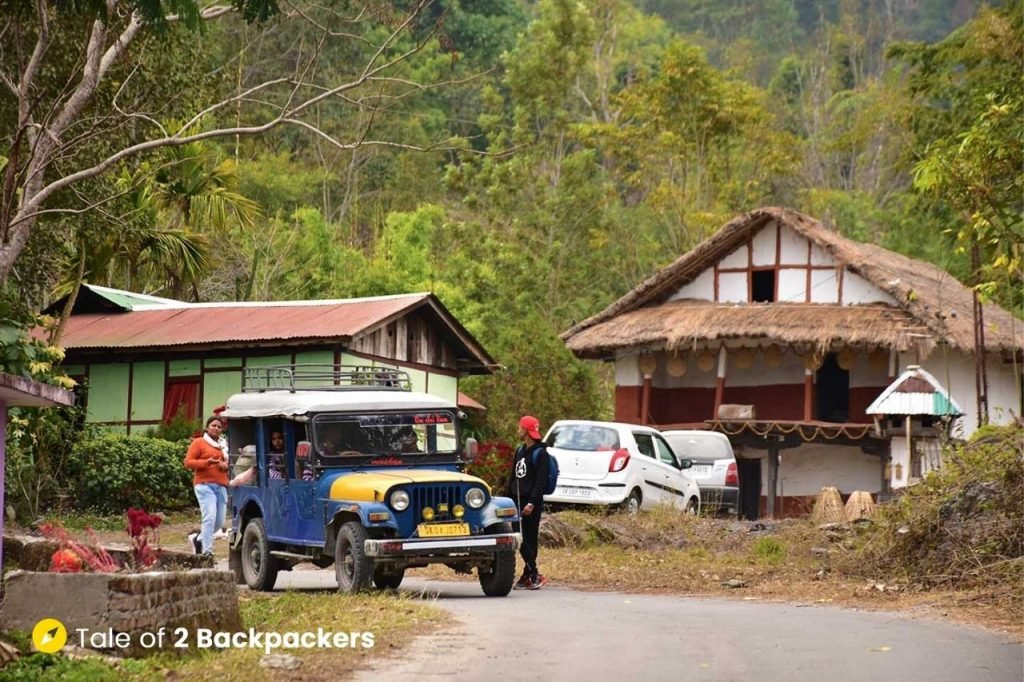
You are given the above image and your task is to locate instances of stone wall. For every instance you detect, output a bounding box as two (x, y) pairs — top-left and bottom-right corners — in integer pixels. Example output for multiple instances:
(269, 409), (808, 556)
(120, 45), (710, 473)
(2, 570), (241, 656)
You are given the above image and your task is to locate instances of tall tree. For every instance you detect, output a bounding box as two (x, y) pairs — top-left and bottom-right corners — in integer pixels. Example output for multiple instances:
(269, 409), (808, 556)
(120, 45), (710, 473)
(0, 0), (457, 286)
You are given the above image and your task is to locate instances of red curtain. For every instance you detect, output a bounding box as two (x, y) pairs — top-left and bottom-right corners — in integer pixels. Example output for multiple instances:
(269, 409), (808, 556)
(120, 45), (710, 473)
(163, 381), (199, 423)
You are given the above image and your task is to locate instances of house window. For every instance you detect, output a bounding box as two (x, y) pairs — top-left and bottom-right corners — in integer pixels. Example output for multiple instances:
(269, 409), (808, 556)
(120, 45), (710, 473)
(751, 269), (776, 302)
(163, 379), (200, 424)
(815, 354), (849, 422)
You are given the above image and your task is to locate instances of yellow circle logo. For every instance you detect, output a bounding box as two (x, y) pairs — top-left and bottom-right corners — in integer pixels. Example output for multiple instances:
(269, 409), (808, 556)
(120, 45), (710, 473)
(32, 618), (67, 654)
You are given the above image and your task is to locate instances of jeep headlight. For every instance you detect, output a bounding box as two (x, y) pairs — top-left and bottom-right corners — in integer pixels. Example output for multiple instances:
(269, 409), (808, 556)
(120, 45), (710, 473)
(465, 487), (486, 509)
(390, 490), (410, 511)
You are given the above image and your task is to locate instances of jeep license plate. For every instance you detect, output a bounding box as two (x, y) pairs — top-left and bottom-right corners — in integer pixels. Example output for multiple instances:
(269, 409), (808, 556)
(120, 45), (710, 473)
(418, 522), (469, 537)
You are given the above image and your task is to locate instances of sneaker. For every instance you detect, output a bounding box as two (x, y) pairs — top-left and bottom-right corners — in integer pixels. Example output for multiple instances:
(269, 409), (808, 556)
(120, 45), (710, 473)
(188, 533), (202, 555)
(513, 575), (533, 590)
(528, 575), (549, 590)
(213, 528), (228, 540)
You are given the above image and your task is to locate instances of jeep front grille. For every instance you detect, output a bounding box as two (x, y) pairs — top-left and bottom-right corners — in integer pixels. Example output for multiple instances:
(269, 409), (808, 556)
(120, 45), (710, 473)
(411, 484), (466, 516)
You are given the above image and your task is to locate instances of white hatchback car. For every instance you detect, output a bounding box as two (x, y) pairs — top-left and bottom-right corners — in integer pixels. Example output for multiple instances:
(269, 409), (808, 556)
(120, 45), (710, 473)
(542, 420), (701, 514)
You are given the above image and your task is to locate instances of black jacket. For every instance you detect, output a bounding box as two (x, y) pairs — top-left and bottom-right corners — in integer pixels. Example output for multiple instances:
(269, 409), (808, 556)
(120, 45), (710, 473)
(507, 442), (549, 507)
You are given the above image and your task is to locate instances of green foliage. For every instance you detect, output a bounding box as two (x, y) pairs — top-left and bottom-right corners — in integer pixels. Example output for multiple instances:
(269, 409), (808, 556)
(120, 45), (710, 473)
(143, 410), (201, 442)
(63, 435), (195, 513)
(0, 651), (122, 682)
(752, 537), (786, 564)
(848, 425), (1024, 590)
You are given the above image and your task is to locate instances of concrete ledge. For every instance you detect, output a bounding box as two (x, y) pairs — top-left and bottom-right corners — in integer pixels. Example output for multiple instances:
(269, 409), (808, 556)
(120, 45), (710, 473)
(1, 569), (241, 656)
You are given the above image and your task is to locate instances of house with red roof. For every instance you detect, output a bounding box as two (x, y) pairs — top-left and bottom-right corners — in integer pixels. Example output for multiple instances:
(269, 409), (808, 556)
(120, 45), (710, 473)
(48, 285), (494, 434)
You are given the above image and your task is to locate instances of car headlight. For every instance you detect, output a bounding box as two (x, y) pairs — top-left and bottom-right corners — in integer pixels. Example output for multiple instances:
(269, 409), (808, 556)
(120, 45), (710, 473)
(390, 490), (410, 511)
(465, 487), (486, 509)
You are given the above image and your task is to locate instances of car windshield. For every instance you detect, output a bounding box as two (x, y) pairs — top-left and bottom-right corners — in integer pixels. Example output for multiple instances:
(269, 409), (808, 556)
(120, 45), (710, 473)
(312, 411), (458, 460)
(549, 424), (620, 451)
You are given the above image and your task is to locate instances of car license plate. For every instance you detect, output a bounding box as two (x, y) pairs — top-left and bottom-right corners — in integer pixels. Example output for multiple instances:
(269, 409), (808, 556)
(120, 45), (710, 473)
(557, 486), (594, 499)
(690, 464), (712, 474)
(417, 522), (469, 537)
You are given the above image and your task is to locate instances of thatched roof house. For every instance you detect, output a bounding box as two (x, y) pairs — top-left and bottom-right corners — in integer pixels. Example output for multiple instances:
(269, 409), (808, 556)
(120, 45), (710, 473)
(563, 207), (1021, 359)
(561, 207), (1022, 519)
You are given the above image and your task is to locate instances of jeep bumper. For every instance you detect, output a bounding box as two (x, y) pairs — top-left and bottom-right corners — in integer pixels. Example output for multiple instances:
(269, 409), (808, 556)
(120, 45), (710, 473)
(364, 532), (521, 558)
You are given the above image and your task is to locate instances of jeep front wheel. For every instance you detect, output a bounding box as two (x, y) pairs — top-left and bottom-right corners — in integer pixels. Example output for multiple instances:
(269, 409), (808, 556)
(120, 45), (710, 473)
(335, 522), (373, 592)
(478, 523), (516, 597)
(241, 518), (279, 591)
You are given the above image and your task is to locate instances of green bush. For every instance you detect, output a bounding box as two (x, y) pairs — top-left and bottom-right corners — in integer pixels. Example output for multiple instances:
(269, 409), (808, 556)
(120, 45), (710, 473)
(63, 435), (195, 513)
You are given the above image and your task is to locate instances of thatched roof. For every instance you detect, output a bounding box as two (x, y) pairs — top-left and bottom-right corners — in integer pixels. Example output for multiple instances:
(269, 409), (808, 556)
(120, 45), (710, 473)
(563, 207), (1022, 357)
(565, 301), (928, 359)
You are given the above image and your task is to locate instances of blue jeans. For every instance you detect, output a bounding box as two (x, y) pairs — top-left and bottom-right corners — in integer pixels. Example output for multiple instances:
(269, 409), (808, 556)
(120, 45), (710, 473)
(194, 483), (227, 554)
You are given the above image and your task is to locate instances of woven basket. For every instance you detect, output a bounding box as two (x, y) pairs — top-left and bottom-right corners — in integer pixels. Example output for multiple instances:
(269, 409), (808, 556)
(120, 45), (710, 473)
(844, 490), (876, 521)
(811, 486), (848, 524)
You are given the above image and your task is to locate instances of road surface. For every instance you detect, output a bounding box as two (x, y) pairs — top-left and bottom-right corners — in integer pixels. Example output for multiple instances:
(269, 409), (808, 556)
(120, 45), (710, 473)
(264, 567), (1022, 682)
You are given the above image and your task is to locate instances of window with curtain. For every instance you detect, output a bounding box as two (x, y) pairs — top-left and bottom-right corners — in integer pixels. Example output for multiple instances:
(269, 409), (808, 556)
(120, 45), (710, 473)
(163, 380), (199, 424)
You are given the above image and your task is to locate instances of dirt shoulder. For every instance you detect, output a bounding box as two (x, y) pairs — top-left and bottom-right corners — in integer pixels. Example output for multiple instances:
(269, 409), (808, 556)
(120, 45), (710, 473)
(530, 510), (1023, 640)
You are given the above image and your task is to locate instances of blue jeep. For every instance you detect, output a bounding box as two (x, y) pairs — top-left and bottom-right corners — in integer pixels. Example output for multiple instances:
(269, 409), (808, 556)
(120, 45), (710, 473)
(224, 365), (521, 596)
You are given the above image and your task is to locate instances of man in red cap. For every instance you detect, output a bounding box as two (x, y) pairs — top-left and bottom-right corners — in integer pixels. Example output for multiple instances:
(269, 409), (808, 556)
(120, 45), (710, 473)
(507, 415), (551, 590)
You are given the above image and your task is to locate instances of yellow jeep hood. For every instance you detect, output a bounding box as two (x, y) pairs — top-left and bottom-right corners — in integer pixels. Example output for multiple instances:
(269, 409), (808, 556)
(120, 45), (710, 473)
(328, 469), (488, 503)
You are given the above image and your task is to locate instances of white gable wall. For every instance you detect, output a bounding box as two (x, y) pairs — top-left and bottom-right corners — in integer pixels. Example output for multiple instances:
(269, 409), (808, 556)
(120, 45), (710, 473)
(666, 223), (906, 306)
(915, 351), (1023, 437)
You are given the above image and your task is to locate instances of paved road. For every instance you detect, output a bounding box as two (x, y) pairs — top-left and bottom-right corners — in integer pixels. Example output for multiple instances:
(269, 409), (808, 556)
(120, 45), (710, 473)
(264, 567), (1022, 682)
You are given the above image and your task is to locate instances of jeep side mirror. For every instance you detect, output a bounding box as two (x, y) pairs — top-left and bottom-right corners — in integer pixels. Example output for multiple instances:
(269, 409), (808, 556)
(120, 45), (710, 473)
(680, 458), (693, 470)
(463, 437), (479, 464)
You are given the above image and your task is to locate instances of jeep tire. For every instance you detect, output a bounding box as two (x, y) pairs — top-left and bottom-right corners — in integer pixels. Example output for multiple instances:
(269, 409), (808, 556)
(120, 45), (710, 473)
(478, 523), (516, 597)
(335, 522), (373, 592)
(241, 518), (279, 591)
(372, 565), (405, 590)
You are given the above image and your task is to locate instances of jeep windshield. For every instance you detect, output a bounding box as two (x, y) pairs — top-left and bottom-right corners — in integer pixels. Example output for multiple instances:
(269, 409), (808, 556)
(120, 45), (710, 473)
(312, 411), (459, 463)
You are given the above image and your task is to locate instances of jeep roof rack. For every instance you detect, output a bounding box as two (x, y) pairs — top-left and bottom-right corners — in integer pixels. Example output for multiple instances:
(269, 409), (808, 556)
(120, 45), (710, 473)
(242, 364), (412, 393)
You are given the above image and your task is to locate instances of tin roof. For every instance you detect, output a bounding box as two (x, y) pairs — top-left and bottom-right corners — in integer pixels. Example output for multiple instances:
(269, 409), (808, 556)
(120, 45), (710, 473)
(866, 366), (963, 417)
(50, 287), (496, 373)
(57, 293), (427, 349)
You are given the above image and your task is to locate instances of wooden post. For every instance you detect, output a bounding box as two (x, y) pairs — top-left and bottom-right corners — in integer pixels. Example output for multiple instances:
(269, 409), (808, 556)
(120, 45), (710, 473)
(766, 438), (779, 519)
(803, 368), (813, 422)
(713, 347), (727, 419)
(640, 375), (652, 425)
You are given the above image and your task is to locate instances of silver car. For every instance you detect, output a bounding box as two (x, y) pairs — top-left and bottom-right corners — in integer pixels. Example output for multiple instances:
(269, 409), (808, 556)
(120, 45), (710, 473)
(661, 430), (739, 516)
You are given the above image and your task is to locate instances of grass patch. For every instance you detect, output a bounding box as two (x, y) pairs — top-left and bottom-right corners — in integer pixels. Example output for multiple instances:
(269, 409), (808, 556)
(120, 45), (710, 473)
(752, 537), (786, 565)
(1, 590), (444, 681)
(35, 511), (196, 533)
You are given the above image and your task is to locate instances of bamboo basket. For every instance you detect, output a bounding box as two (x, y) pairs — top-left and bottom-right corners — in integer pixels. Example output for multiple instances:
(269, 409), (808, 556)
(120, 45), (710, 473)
(844, 490), (876, 521)
(811, 486), (848, 524)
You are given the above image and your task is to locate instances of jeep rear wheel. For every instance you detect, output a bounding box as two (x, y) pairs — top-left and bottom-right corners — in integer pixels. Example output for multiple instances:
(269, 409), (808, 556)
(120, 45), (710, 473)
(478, 523), (515, 597)
(372, 566), (405, 590)
(335, 522), (373, 592)
(241, 518), (279, 591)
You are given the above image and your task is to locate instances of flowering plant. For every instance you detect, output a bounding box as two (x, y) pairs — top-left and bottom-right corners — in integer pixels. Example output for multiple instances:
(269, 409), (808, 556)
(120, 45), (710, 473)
(126, 507), (163, 568)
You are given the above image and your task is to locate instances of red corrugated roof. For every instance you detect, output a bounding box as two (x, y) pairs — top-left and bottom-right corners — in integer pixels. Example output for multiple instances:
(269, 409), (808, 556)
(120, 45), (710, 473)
(57, 294), (429, 349)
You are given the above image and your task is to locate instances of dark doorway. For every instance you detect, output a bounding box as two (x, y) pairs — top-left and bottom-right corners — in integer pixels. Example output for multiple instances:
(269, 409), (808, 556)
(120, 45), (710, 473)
(751, 269), (776, 302)
(737, 457), (762, 520)
(815, 353), (850, 422)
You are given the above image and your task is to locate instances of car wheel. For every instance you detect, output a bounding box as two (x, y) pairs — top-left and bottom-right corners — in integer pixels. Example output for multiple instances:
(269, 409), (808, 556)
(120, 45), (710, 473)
(478, 523), (515, 597)
(241, 518), (279, 591)
(335, 522), (373, 593)
(685, 497), (700, 515)
(372, 566), (405, 590)
(620, 488), (642, 515)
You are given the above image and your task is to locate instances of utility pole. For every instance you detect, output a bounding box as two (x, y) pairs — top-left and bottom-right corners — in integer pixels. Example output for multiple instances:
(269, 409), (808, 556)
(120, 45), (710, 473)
(971, 244), (989, 426)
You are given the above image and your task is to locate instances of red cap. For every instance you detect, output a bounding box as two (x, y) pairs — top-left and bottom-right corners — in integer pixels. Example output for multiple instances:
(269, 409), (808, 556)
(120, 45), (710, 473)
(519, 415), (542, 440)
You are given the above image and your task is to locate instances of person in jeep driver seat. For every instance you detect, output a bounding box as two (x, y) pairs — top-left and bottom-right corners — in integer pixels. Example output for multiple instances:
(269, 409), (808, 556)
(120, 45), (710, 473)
(508, 415), (550, 590)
